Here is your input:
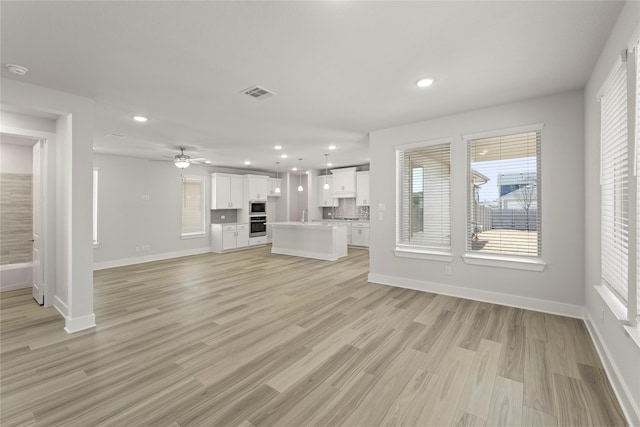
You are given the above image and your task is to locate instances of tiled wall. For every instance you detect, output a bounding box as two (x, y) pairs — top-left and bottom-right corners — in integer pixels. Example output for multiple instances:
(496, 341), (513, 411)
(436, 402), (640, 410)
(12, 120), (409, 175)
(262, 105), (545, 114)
(322, 198), (370, 220)
(0, 173), (32, 265)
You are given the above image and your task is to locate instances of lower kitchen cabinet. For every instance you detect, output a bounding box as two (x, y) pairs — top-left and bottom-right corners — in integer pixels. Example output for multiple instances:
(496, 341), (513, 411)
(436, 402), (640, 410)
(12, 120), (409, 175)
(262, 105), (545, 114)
(211, 223), (249, 253)
(351, 222), (370, 247)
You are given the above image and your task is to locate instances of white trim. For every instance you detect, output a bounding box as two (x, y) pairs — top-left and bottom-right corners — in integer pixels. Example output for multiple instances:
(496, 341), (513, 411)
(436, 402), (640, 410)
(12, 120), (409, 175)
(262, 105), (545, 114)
(394, 136), (452, 151)
(0, 281), (31, 292)
(367, 273), (583, 318)
(64, 313), (96, 334)
(462, 123), (544, 142)
(0, 262), (32, 292)
(597, 58), (626, 100)
(180, 232), (207, 240)
(54, 295), (68, 317)
(584, 310), (640, 427)
(394, 247), (453, 262)
(462, 253), (546, 272)
(93, 247), (211, 270)
(595, 284), (629, 323)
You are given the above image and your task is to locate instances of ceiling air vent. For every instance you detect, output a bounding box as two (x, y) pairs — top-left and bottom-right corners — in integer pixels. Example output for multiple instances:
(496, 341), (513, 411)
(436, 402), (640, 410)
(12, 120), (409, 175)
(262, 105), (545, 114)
(241, 85), (276, 100)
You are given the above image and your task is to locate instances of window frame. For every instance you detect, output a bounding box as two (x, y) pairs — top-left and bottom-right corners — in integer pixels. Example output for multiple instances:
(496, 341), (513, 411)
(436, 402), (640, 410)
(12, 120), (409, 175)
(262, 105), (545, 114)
(180, 174), (206, 239)
(394, 137), (453, 262)
(92, 168), (99, 247)
(462, 123), (546, 272)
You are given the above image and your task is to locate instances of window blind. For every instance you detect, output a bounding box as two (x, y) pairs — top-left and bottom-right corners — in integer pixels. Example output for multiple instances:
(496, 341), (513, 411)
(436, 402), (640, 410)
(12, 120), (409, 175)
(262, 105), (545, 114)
(636, 41), (640, 316)
(466, 130), (541, 257)
(397, 142), (451, 250)
(601, 59), (628, 304)
(181, 176), (204, 235)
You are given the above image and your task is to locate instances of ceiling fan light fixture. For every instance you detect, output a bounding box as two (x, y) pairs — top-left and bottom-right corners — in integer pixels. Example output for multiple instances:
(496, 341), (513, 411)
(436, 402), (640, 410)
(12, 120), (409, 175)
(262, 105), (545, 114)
(174, 148), (191, 169)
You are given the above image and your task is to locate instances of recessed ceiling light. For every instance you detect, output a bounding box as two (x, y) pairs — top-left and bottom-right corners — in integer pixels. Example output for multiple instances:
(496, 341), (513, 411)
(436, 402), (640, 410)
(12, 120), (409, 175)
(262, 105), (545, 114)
(328, 145), (336, 150)
(5, 64), (28, 76)
(204, 160), (212, 164)
(274, 145), (282, 150)
(244, 160), (251, 165)
(281, 154), (288, 159)
(416, 78), (435, 88)
(327, 162), (333, 167)
(292, 167), (298, 171)
(132, 115), (148, 122)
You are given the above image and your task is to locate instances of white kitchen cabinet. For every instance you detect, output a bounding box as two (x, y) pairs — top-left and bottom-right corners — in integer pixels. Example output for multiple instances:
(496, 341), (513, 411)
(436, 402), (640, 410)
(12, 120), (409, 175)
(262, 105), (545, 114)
(211, 223), (249, 253)
(245, 175), (269, 201)
(211, 173), (243, 209)
(351, 222), (370, 247)
(317, 175), (338, 207)
(268, 178), (281, 197)
(331, 167), (357, 198)
(356, 171), (370, 206)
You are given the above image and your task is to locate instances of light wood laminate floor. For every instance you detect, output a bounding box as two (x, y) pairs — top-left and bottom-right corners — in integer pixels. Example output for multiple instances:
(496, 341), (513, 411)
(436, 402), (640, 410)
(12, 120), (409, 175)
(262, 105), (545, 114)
(1, 246), (627, 426)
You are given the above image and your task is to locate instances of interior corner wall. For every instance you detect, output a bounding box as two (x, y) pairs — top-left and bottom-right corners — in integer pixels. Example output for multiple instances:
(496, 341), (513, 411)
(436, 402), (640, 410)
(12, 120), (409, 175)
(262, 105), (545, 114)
(369, 89), (585, 315)
(92, 154), (212, 268)
(583, 1), (640, 424)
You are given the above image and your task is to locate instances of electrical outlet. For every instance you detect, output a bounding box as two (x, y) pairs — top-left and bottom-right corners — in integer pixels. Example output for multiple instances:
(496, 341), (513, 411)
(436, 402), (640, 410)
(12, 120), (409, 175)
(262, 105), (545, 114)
(221, 215), (225, 219)
(444, 265), (452, 276)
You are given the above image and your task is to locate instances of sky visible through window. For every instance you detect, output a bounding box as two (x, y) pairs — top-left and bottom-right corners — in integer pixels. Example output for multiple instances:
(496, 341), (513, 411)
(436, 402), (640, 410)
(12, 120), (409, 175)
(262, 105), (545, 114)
(412, 157), (536, 204)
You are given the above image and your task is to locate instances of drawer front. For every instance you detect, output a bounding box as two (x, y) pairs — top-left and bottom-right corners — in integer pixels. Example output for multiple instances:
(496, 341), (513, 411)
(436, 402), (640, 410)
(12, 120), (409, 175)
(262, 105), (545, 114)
(236, 224), (249, 230)
(222, 225), (236, 231)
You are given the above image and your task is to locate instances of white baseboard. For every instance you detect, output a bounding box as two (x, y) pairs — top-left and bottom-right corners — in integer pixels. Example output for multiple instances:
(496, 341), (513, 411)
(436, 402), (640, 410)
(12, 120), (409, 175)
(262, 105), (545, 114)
(54, 295), (68, 317)
(584, 311), (640, 427)
(64, 313), (96, 334)
(367, 273), (584, 318)
(0, 281), (31, 292)
(93, 247), (212, 270)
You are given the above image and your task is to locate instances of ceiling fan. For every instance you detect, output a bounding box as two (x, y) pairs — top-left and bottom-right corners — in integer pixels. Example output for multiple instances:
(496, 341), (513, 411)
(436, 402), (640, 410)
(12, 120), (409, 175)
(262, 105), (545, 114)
(161, 147), (210, 169)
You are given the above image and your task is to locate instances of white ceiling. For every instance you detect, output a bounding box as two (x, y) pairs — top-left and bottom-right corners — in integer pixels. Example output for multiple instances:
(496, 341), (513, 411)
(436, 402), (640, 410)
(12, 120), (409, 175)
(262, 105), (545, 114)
(0, 1), (623, 171)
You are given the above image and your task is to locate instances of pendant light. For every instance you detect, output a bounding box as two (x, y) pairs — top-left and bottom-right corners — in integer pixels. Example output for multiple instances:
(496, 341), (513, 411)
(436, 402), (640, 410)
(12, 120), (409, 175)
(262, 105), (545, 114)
(297, 158), (304, 192)
(275, 162), (281, 193)
(174, 148), (191, 169)
(323, 154), (330, 190)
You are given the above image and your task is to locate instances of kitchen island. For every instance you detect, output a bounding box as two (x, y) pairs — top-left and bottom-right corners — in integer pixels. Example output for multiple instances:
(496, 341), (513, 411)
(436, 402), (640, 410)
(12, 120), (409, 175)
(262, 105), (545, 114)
(270, 221), (348, 261)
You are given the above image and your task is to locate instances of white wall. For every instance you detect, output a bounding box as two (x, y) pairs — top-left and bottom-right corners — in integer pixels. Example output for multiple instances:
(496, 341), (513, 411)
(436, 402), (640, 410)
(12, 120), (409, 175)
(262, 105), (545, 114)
(369, 89), (585, 315)
(584, 2), (640, 424)
(0, 142), (33, 174)
(93, 154), (213, 268)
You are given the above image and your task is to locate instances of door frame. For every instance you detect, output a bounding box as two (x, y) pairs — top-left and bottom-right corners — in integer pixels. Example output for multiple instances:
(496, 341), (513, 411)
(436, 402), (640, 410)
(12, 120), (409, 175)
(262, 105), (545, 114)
(1, 125), (55, 307)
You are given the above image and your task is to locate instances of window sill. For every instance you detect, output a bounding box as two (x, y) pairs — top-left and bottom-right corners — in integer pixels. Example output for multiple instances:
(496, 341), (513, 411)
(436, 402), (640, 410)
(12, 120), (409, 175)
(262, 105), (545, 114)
(462, 253), (546, 271)
(394, 246), (453, 262)
(594, 284), (640, 348)
(181, 232), (206, 240)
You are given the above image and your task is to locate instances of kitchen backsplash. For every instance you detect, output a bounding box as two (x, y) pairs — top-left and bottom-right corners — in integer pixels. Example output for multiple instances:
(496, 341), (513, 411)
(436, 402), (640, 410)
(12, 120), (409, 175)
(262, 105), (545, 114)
(322, 198), (369, 220)
(210, 209), (238, 224)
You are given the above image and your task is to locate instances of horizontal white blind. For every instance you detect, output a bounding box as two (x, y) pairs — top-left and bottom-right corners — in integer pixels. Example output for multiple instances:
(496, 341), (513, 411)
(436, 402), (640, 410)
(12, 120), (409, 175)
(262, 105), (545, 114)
(182, 176), (204, 234)
(467, 131), (541, 257)
(397, 142), (451, 250)
(601, 59), (628, 304)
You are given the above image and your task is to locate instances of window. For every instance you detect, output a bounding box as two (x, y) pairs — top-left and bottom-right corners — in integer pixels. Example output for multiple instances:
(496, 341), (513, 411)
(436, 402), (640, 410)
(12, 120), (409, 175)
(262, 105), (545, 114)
(93, 168), (98, 246)
(465, 126), (542, 259)
(396, 139), (451, 258)
(601, 57), (630, 312)
(181, 175), (205, 237)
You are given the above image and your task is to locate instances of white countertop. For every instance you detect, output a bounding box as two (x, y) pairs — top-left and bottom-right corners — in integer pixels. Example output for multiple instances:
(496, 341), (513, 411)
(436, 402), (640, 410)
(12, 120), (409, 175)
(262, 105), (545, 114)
(269, 221), (347, 228)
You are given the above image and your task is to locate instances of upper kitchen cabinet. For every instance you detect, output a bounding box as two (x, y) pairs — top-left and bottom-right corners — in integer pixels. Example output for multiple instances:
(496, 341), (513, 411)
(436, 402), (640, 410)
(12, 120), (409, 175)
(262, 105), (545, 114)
(330, 167), (357, 198)
(211, 173), (243, 209)
(268, 178), (281, 197)
(244, 175), (269, 201)
(318, 175), (338, 207)
(356, 171), (370, 206)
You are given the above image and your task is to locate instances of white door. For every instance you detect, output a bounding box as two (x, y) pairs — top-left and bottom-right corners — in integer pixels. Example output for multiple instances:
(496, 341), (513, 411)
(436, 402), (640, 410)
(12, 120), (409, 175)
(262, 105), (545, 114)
(32, 141), (44, 305)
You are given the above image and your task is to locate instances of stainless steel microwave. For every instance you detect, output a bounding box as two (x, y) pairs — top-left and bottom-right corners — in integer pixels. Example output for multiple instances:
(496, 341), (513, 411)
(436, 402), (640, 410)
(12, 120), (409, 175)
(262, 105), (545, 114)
(249, 201), (266, 215)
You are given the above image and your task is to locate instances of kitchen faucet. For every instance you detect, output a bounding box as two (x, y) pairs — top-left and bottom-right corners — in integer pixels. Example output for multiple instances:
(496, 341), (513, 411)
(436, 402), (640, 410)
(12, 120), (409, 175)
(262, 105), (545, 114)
(301, 208), (308, 223)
